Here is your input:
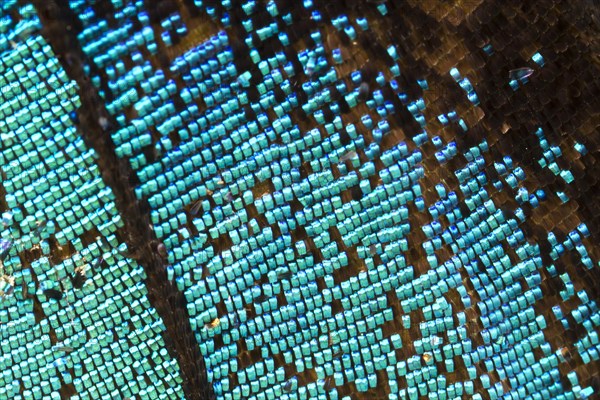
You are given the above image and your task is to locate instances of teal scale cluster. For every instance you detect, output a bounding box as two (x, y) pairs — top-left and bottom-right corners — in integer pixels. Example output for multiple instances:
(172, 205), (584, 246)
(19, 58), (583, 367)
(68, 0), (599, 399)
(2, 0), (599, 399)
(0, 2), (186, 399)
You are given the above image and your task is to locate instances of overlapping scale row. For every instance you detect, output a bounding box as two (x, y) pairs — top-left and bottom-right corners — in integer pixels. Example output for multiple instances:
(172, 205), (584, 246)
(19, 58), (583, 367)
(0, 3), (185, 399)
